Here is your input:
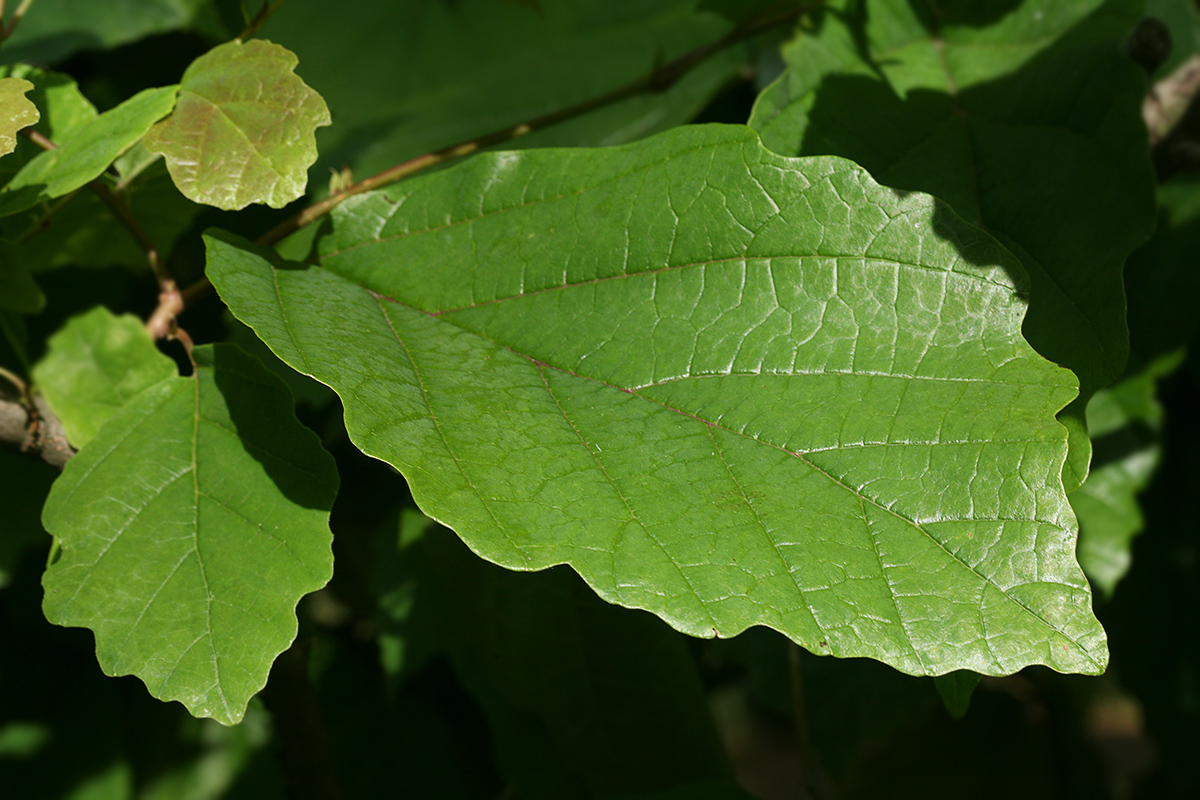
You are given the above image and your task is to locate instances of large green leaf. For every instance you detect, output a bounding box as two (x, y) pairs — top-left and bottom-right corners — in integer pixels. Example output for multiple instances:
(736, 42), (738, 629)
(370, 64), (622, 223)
(208, 124), (1106, 677)
(262, 0), (748, 178)
(0, 77), (38, 158)
(747, 0), (1156, 489)
(31, 306), (178, 448)
(143, 39), (330, 210)
(41, 344), (337, 724)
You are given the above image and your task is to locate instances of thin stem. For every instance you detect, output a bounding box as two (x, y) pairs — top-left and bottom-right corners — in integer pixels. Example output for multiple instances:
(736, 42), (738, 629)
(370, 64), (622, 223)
(239, 0), (286, 40)
(256, 1), (809, 247)
(0, 0), (34, 44)
(178, 2), (811, 307)
(21, 129), (174, 288)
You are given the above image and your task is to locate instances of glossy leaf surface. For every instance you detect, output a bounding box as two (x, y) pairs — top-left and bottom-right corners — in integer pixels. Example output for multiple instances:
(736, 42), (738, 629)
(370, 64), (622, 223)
(41, 344), (337, 724)
(748, 0), (1156, 489)
(144, 39), (330, 210)
(31, 306), (177, 448)
(209, 124), (1105, 677)
(0, 77), (38, 157)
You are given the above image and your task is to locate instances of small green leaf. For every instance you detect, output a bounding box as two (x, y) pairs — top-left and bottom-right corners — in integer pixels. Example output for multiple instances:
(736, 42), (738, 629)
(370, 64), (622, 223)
(0, 77), (39, 157)
(934, 670), (982, 719)
(209, 124), (1106, 677)
(42, 343), (337, 725)
(143, 39), (330, 210)
(31, 306), (178, 447)
(4, 85), (178, 204)
(1072, 354), (1178, 596)
(0, 239), (44, 314)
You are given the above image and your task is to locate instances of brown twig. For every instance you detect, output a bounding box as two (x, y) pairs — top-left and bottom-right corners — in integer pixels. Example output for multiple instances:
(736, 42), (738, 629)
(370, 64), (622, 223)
(22, 128), (188, 339)
(174, 2), (811, 309)
(0, 0), (34, 45)
(239, 0), (287, 40)
(256, 2), (809, 247)
(0, 367), (73, 468)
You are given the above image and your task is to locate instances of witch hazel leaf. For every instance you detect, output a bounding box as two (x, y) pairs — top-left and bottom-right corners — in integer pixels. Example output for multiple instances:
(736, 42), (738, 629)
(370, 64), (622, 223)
(144, 39), (331, 210)
(746, 0), (1156, 490)
(208, 124), (1106, 678)
(42, 344), (337, 725)
(32, 306), (178, 448)
(0, 77), (39, 157)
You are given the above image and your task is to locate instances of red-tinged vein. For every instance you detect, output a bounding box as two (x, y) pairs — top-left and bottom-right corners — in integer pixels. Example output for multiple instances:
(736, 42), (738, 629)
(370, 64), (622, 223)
(860, 494), (929, 672)
(370, 292), (527, 566)
(704, 423), (825, 639)
(367, 291), (1100, 670)
(537, 363), (717, 632)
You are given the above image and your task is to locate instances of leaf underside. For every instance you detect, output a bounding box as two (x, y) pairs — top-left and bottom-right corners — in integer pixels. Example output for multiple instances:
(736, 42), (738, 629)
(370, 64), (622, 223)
(42, 344), (337, 725)
(208, 124), (1106, 677)
(0, 76), (39, 157)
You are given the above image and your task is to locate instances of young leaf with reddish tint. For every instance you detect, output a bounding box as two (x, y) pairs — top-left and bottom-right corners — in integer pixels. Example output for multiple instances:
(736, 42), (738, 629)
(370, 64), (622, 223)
(207, 124), (1106, 679)
(144, 39), (330, 210)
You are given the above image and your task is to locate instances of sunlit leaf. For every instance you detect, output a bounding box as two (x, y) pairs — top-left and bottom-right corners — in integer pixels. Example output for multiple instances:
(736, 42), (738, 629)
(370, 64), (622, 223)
(31, 306), (178, 448)
(263, 0), (746, 177)
(747, 0), (1156, 490)
(0, 77), (39, 157)
(144, 39), (330, 210)
(42, 344), (337, 725)
(208, 124), (1105, 677)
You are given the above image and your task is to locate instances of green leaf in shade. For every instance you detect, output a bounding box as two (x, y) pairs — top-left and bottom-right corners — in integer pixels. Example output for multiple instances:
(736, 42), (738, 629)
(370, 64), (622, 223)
(933, 670), (982, 719)
(262, 0), (746, 178)
(747, 0), (1157, 491)
(144, 39), (330, 210)
(421, 522), (735, 798)
(41, 343), (337, 725)
(2, 160), (202, 273)
(0, 448), (56, 588)
(1072, 354), (1178, 596)
(208, 124), (1106, 677)
(31, 306), (178, 448)
(0, 77), (38, 157)
(0, 239), (44, 314)
(3, 85), (178, 205)
(0, 0), (213, 66)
